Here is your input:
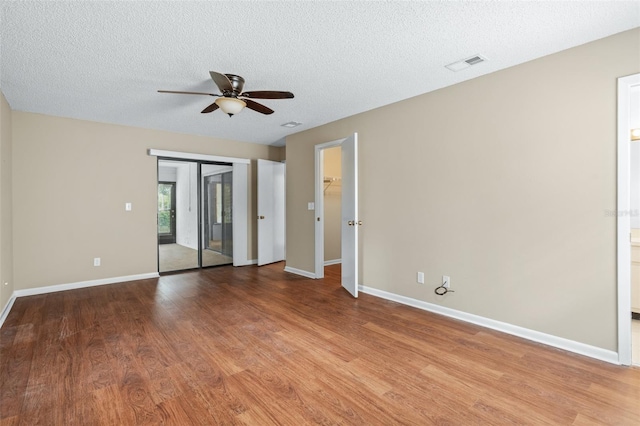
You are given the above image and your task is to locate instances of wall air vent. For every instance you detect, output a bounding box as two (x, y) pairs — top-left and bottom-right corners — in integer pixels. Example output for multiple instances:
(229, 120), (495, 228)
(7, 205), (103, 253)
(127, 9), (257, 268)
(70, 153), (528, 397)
(445, 54), (488, 72)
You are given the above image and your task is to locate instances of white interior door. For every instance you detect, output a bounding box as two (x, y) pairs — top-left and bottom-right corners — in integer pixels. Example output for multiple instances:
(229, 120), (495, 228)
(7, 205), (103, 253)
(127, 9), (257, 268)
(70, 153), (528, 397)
(258, 159), (285, 266)
(341, 133), (358, 297)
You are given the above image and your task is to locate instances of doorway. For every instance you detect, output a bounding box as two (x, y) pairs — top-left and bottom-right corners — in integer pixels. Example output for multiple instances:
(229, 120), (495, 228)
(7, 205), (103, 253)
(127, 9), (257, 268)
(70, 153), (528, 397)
(157, 159), (233, 273)
(314, 133), (359, 297)
(617, 73), (640, 366)
(322, 147), (342, 267)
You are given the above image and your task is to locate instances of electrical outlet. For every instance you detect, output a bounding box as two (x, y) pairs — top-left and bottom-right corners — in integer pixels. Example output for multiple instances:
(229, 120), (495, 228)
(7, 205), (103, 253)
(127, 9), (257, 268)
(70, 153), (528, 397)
(442, 275), (450, 288)
(93, 257), (101, 267)
(417, 272), (424, 284)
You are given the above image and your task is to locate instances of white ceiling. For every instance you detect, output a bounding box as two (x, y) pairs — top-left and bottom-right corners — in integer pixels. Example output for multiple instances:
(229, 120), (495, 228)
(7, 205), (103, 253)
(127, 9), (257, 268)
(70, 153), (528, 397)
(1, 1), (638, 146)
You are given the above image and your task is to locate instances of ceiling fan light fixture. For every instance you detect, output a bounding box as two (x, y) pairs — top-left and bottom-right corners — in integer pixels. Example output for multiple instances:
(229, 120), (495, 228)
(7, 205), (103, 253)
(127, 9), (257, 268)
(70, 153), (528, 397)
(215, 97), (246, 116)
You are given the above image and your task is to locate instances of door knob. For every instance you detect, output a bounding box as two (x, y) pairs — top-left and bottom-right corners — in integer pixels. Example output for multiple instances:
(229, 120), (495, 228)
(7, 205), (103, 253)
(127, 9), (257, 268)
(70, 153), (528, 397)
(358, 221), (363, 226)
(348, 220), (354, 226)
(258, 215), (265, 219)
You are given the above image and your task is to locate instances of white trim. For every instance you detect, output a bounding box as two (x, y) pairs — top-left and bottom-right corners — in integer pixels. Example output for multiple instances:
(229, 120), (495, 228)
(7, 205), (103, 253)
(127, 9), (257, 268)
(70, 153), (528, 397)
(314, 146), (325, 279)
(232, 163), (250, 266)
(0, 294), (17, 329)
(284, 266), (316, 279)
(13, 272), (160, 298)
(324, 259), (342, 266)
(359, 285), (619, 365)
(314, 138), (346, 279)
(617, 73), (640, 366)
(148, 149), (250, 164)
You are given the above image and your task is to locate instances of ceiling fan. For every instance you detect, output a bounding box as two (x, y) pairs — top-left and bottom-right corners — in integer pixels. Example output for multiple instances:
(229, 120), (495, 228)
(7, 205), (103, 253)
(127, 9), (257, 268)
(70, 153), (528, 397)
(158, 71), (294, 117)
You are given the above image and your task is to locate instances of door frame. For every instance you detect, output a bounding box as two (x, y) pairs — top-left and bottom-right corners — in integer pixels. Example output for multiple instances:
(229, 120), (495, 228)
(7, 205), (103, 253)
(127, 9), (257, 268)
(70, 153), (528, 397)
(314, 137), (348, 279)
(616, 72), (640, 366)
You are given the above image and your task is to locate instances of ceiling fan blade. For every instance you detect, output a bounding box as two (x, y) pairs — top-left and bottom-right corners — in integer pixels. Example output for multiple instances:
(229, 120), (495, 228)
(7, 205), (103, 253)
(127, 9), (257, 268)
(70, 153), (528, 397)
(201, 102), (220, 114)
(241, 91), (294, 99)
(158, 90), (218, 96)
(243, 98), (274, 115)
(209, 71), (233, 93)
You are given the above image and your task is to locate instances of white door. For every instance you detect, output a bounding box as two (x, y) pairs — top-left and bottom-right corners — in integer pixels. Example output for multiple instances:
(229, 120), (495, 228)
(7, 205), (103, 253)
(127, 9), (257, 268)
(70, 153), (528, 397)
(341, 134), (358, 297)
(257, 159), (286, 266)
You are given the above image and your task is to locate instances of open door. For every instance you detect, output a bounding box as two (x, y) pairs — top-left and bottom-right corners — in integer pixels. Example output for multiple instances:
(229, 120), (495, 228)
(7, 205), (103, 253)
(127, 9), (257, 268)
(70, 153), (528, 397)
(341, 133), (358, 297)
(257, 159), (286, 266)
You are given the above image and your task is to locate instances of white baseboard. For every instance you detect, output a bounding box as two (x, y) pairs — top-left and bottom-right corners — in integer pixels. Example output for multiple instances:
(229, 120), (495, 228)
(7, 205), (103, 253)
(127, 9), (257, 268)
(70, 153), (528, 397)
(1, 272), (159, 329)
(324, 259), (342, 266)
(284, 266), (316, 279)
(359, 285), (619, 365)
(0, 294), (17, 329)
(13, 272), (160, 298)
(234, 258), (257, 266)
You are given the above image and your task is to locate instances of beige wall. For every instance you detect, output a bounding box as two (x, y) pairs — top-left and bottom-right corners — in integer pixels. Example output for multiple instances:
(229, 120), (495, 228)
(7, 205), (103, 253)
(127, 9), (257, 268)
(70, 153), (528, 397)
(12, 113), (283, 290)
(0, 91), (13, 313)
(286, 28), (640, 351)
(323, 146), (341, 261)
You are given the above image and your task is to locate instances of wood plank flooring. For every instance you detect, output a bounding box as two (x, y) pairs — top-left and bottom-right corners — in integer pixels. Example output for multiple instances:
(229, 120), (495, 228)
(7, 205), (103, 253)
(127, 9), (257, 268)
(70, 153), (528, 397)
(1, 263), (639, 425)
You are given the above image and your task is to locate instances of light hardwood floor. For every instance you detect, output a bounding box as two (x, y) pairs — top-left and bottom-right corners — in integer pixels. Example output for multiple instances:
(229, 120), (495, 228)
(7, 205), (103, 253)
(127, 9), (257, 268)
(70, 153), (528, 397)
(1, 263), (639, 424)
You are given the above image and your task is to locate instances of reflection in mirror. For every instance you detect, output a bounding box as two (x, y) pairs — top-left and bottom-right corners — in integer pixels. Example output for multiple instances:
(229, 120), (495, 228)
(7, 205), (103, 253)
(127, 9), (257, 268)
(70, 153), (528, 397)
(202, 164), (233, 267)
(158, 160), (198, 272)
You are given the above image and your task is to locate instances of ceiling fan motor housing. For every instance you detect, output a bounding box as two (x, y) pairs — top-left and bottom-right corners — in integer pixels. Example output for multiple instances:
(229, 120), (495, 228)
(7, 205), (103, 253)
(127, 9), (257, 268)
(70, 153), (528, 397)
(225, 74), (245, 97)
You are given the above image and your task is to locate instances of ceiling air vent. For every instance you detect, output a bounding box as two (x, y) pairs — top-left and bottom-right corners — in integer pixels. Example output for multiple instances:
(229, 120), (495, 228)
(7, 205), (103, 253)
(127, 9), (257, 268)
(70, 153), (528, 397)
(445, 54), (487, 72)
(281, 121), (302, 128)
(465, 56), (485, 65)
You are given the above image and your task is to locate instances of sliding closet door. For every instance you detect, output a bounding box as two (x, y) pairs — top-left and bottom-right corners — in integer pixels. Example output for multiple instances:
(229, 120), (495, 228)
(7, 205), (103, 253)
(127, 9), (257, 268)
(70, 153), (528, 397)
(220, 172), (233, 257)
(158, 160), (199, 272)
(157, 160), (234, 272)
(201, 165), (233, 268)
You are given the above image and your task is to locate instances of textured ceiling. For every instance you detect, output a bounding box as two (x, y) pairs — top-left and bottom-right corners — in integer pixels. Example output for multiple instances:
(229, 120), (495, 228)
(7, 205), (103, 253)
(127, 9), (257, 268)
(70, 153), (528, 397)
(1, 1), (638, 146)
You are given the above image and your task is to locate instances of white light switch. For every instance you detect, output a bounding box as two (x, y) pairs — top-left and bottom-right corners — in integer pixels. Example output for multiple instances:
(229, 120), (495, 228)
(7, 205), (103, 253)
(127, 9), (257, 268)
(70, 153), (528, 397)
(308, 202), (315, 210)
(125, 202), (132, 211)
